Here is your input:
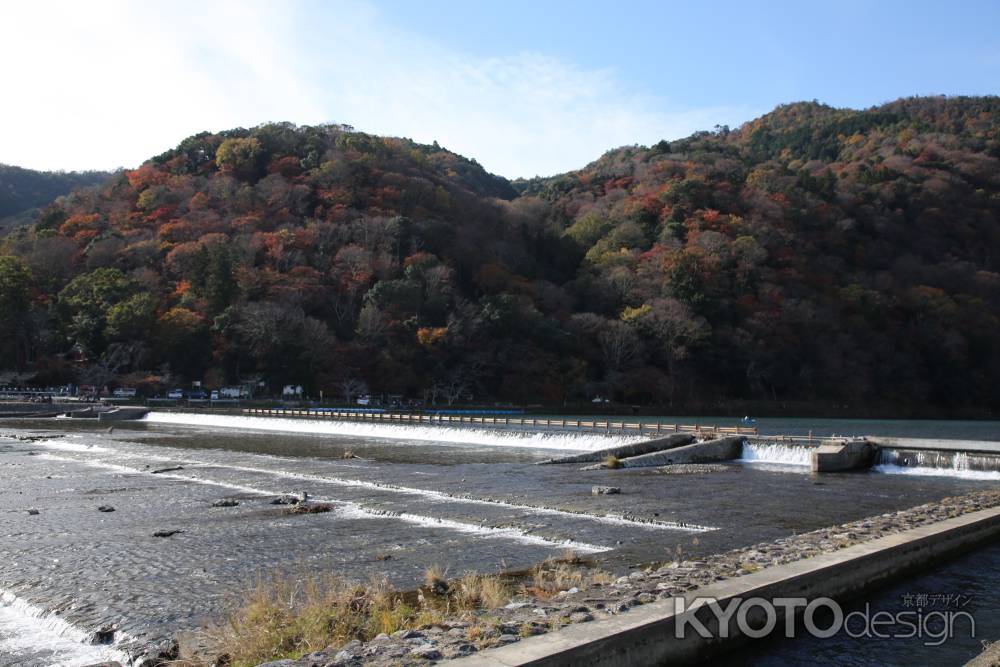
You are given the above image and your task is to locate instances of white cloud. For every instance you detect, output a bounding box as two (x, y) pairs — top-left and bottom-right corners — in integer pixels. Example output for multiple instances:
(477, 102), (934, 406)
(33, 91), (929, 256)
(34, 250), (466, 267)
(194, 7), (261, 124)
(0, 0), (753, 178)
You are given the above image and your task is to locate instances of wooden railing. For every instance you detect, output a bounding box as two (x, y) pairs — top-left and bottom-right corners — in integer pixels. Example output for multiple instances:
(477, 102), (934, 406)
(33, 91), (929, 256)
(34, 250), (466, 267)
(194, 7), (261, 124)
(746, 433), (828, 444)
(240, 408), (759, 436)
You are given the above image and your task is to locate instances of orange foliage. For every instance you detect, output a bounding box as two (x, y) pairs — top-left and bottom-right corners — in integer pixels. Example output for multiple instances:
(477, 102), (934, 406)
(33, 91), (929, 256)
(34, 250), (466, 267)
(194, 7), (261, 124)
(158, 220), (197, 243)
(701, 209), (722, 224)
(59, 213), (101, 238)
(146, 206), (176, 223)
(416, 327), (448, 347)
(126, 164), (169, 189)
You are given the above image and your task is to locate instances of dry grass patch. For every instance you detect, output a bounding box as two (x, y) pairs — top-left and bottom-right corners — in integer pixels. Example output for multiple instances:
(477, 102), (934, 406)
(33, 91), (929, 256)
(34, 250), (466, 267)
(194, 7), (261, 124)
(195, 573), (438, 667)
(524, 552), (615, 598)
(189, 566), (517, 667)
(453, 572), (513, 610)
(171, 553), (614, 666)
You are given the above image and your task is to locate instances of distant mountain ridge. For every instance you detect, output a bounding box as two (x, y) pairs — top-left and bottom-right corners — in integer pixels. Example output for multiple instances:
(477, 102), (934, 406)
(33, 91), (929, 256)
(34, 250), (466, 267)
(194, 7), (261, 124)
(0, 164), (112, 233)
(0, 97), (998, 415)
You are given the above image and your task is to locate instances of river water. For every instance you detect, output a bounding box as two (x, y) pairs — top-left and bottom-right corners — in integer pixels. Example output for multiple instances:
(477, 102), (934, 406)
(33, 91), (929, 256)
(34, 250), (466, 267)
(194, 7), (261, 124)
(720, 541), (1000, 665)
(0, 413), (997, 665)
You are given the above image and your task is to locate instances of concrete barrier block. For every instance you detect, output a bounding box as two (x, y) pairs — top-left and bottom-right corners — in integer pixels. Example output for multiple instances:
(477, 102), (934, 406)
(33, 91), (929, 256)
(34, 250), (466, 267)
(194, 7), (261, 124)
(811, 439), (874, 472)
(620, 436), (744, 468)
(538, 433), (694, 465)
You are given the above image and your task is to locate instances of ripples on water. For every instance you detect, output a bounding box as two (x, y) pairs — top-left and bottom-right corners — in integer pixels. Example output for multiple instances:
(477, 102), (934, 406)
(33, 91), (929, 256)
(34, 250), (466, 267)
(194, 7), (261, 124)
(1, 415), (998, 665)
(721, 542), (1000, 666)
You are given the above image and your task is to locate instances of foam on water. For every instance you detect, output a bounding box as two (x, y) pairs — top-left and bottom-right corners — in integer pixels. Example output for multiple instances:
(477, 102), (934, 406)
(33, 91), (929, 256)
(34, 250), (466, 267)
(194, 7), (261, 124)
(873, 449), (1000, 481)
(30, 436), (712, 533)
(37, 453), (613, 552)
(143, 412), (645, 452)
(197, 462), (716, 532)
(34, 438), (108, 453)
(739, 441), (812, 466)
(0, 589), (130, 667)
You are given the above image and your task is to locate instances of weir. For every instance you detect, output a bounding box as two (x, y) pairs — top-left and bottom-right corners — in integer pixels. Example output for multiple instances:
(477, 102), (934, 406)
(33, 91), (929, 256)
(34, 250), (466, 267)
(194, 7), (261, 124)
(241, 408), (760, 437)
(151, 411), (1000, 477)
(0, 589), (130, 665)
(620, 436), (744, 467)
(875, 448), (1000, 479)
(538, 433), (694, 464)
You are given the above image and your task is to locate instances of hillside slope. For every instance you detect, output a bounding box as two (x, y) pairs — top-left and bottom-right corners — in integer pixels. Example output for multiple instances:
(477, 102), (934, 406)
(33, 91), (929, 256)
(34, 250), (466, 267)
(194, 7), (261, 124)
(1, 100), (998, 414)
(519, 96), (1000, 410)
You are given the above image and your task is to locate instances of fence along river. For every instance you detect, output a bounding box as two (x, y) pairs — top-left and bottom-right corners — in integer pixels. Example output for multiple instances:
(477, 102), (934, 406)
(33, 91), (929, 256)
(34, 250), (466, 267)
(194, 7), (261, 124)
(240, 407), (761, 437)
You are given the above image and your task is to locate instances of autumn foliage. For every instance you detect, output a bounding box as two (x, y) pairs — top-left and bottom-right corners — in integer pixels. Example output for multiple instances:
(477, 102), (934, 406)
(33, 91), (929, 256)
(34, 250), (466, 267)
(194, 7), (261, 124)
(1, 97), (999, 413)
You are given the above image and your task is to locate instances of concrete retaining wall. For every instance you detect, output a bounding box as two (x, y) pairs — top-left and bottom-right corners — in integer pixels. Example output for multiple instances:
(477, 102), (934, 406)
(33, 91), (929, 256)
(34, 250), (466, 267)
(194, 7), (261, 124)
(538, 434), (694, 465)
(454, 506), (1000, 667)
(620, 436), (744, 468)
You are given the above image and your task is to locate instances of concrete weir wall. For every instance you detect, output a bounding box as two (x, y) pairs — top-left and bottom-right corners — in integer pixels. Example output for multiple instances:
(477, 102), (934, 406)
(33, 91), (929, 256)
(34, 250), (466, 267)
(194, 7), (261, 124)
(538, 434), (694, 465)
(811, 439), (876, 472)
(97, 407), (150, 421)
(620, 436), (744, 468)
(870, 437), (1000, 456)
(454, 506), (1000, 667)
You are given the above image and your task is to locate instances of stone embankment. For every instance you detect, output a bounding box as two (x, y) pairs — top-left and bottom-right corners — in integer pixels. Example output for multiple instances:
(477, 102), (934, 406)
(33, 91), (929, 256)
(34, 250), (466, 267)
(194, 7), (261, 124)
(262, 489), (1000, 667)
(968, 640), (1000, 666)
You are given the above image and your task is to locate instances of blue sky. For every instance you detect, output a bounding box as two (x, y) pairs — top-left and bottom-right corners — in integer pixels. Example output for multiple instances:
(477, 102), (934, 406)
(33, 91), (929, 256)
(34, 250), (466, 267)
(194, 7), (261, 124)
(2, 0), (998, 178)
(374, 0), (1000, 109)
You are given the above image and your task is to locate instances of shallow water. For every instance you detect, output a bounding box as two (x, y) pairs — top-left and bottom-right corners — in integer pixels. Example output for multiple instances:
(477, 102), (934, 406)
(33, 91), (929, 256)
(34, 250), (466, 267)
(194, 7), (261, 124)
(0, 416), (997, 665)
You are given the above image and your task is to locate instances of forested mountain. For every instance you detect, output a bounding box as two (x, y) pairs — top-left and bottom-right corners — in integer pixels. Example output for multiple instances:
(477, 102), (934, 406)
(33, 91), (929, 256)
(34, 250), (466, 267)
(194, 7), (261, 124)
(1, 97), (999, 414)
(0, 164), (111, 233)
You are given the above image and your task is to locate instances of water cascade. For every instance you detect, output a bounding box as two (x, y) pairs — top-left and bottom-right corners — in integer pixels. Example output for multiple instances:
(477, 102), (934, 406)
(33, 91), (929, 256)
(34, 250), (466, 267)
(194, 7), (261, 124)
(873, 448), (1000, 480)
(739, 441), (813, 466)
(143, 412), (647, 452)
(0, 589), (130, 666)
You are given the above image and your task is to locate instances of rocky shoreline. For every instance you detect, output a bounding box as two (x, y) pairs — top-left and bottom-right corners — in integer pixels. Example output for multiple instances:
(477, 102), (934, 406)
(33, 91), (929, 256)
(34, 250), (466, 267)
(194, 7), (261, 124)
(247, 488), (1000, 667)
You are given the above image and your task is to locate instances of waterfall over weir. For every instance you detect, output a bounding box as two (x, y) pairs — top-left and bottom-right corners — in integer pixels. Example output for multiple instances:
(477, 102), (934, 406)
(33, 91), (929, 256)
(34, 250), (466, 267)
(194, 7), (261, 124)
(874, 448), (1000, 480)
(143, 412), (647, 452)
(0, 589), (130, 666)
(739, 441), (813, 466)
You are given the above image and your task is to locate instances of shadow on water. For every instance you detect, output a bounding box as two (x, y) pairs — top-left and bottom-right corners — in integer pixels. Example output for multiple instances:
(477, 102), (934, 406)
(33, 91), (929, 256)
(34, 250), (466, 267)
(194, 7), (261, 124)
(716, 541), (1000, 666)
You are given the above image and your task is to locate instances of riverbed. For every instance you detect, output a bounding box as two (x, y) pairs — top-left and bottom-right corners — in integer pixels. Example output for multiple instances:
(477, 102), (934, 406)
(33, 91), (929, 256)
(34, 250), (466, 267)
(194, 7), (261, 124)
(0, 414), (997, 665)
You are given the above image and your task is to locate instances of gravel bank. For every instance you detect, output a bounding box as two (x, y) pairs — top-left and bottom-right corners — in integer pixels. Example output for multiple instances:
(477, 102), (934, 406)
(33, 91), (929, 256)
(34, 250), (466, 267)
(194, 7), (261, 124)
(265, 489), (1000, 667)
